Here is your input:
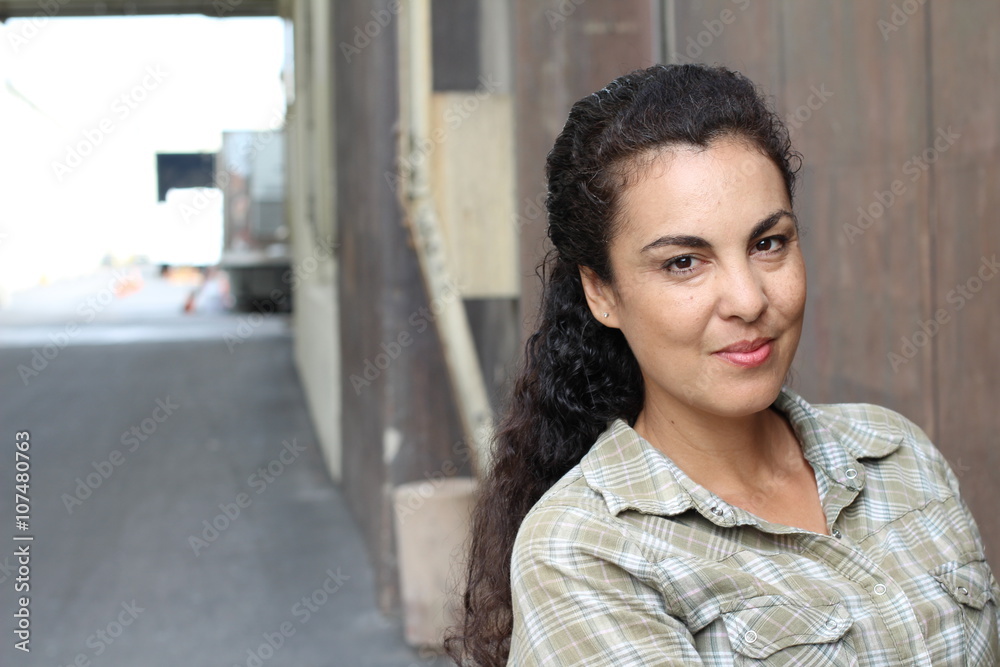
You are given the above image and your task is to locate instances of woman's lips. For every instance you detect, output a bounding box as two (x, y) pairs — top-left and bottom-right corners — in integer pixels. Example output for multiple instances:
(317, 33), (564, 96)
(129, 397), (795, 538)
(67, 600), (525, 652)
(714, 339), (773, 368)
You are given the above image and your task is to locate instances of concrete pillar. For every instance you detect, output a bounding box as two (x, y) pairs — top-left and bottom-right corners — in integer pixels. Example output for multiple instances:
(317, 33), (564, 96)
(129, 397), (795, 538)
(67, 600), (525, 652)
(392, 477), (476, 647)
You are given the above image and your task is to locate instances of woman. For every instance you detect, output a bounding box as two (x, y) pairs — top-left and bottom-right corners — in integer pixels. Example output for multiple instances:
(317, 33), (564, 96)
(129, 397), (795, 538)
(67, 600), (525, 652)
(446, 64), (998, 665)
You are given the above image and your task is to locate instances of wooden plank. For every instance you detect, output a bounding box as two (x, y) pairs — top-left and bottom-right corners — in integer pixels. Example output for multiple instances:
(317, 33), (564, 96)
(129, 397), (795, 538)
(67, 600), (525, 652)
(430, 93), (519, 298)
(431, 0), (481, 90)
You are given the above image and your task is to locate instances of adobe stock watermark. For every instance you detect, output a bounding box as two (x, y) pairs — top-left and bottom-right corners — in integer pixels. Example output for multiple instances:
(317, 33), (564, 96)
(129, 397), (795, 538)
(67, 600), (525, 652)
(384, 74), (502, 193)
(61, 396), (180, 514)
(509, 189), (548, 232)
(222, 290), (290, 352)
(188, 438), (307, 556)
(17, 268), (140, 386)
(670, 0), (751, 63)
(223, 234), (336, 353)
(339, 1), (403, 63)
(348, 277), (462, 395)
(0, 556), (15, 585)
(545, 0), (587, 30)
(51, 65), (168, 182)
(5, 0), (71, 53)
(878, 0), (927, 41)
(843, 126), (960, 244)
(888, 254), (999, 372)
(56, 600), (145, 667)
(785, 84), (833, 137)
(230, 566), (350, 667)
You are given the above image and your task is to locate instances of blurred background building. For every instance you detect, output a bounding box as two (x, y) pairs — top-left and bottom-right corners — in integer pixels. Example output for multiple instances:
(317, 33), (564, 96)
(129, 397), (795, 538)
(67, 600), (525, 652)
(0, 0), (997, 662)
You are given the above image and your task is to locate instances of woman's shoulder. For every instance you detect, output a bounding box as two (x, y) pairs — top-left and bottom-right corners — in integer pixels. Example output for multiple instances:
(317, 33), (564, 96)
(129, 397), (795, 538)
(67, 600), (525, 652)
(512, 425), (647, 561)
(804, 396), (957, 489)
(516, 463), (619, 542)
(811, 399), (930, 441)
(510, 473), (646, 592)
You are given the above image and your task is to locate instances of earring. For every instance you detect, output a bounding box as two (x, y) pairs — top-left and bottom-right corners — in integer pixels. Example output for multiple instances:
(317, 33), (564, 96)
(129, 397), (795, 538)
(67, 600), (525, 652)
(602, 312), (609, 318)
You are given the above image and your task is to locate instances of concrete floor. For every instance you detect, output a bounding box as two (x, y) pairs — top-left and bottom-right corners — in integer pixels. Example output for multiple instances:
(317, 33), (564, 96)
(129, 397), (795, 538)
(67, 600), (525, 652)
(0, 269), (451, 667)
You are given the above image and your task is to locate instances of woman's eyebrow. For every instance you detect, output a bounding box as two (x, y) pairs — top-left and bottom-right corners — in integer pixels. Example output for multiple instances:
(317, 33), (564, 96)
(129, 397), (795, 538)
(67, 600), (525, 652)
(748, 209), (797, 241)
(639, 209), (797, 253)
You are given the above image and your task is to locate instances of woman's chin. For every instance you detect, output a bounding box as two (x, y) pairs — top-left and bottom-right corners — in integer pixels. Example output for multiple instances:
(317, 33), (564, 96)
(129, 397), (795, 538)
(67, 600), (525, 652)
(686, 376), (787, 419)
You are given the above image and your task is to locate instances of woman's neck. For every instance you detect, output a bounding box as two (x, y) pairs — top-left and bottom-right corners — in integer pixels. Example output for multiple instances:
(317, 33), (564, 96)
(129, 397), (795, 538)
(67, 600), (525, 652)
(633, 392), (801, 499)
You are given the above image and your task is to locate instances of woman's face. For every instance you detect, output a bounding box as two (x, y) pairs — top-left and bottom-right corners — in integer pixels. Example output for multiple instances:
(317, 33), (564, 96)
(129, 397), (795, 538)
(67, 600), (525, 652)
(580, 137), (806, 418)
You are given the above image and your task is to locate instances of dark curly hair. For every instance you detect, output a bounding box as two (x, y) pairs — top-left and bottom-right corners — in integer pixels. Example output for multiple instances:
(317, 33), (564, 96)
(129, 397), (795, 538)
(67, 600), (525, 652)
(445, 63), (801, 666)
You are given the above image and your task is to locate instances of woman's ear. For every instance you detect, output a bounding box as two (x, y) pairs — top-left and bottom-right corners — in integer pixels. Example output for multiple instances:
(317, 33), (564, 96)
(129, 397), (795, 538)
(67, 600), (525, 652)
(579, 266), (621, 329)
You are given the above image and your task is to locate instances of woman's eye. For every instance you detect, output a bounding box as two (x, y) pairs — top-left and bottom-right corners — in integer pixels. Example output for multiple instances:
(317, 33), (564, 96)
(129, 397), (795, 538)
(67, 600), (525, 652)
(664, 255), (699, 273)
(753, 236), (786, 254)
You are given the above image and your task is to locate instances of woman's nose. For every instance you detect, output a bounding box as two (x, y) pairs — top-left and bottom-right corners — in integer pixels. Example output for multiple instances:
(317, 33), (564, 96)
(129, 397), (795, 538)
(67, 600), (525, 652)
(716, 262), (768, 323)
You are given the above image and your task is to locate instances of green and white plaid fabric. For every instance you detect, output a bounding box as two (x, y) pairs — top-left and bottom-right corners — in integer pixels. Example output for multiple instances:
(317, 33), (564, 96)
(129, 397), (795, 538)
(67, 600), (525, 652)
(508, 387), (999, 665)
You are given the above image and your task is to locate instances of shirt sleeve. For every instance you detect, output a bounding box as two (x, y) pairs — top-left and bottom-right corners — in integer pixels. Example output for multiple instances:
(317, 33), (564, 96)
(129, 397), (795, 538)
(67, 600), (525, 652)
(507, 504), (705, 666)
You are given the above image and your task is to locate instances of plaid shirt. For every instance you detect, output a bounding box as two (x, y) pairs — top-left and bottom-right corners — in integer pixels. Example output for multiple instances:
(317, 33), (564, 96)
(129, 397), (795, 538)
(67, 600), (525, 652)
(508, 387), (999, 665)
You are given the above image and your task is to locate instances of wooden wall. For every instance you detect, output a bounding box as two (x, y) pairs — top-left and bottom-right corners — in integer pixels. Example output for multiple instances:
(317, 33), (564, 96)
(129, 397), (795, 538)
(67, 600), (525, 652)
(514, 0), (999, 569)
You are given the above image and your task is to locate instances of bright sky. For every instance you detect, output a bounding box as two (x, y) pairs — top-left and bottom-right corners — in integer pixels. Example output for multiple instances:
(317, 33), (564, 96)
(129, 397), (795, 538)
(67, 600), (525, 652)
(0, 14), (286, 294)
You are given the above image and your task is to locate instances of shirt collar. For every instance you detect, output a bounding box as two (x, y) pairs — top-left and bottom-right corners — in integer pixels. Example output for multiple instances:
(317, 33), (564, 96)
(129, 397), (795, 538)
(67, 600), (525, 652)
(579, 386), (903, 523)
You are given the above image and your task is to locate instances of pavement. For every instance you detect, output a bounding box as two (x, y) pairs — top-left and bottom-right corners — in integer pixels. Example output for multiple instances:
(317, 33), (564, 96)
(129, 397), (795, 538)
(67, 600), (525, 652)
(0, 266), (452, 667)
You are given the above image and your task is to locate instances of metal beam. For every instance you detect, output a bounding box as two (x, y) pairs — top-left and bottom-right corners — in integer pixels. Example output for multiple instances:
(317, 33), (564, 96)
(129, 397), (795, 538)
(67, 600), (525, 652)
(0, 0), (280, 20)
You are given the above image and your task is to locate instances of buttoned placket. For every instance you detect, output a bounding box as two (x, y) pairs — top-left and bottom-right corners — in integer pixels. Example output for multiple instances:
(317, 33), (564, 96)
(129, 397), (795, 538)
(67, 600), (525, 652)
(797, 459), (936, 666)
(802, 533), (936, 666)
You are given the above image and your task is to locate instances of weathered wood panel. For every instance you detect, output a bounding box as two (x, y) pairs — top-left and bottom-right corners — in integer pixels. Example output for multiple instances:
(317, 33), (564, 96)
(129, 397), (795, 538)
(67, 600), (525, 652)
(779, 0), (934, 421)
(928, 2), (1000, 567)
(670, 0), (782, 87)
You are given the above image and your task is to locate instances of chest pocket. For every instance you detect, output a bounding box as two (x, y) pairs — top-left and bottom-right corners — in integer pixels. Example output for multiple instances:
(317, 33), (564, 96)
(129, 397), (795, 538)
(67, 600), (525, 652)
(930, 558), (1000, 666)
(720, 595), (858, 665)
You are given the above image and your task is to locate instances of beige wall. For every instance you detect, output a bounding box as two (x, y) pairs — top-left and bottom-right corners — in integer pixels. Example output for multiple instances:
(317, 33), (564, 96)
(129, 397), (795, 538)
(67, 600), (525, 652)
(285, 0), (341, 480)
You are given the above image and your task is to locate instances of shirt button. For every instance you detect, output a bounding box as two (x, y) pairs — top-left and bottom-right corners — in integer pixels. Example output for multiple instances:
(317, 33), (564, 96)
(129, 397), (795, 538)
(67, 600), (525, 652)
(845, 468), (858, 479)
(744, 630), (758, 644)
(957, 586), (969, 596)
(825, 619), (837, 629)
(710, 506), (724, 516)
(831, 528), (842, 539)
(873, 583), (887, 596)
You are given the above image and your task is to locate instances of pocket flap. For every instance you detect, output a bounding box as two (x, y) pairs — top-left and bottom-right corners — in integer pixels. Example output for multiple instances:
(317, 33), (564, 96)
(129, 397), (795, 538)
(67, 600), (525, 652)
(931, 558), (996, 611)
(721, 596), (854, 659)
